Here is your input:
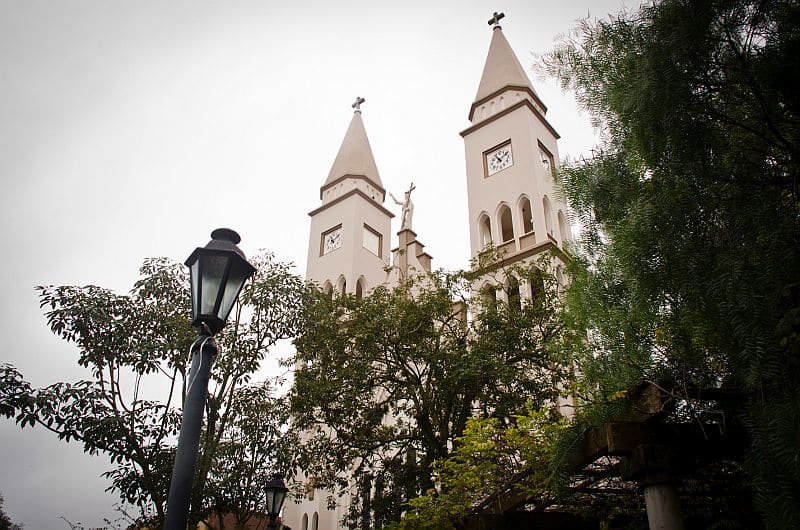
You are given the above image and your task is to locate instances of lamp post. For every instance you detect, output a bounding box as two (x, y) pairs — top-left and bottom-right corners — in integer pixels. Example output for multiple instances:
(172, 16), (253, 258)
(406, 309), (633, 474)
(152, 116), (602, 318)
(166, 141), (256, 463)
(163, 228), (256, 530)
(265, 474), (289, 529)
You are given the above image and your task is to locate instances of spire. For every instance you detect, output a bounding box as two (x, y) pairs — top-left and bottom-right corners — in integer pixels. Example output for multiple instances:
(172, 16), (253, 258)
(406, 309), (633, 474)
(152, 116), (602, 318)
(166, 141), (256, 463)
(324, 99), (382, 188)
(473, 22), (537, 103)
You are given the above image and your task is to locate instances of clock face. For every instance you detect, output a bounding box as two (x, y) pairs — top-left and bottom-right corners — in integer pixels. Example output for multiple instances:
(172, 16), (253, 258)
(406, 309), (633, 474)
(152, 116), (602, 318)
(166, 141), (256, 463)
(486, 143), (513, 176)
(322, 228), (342, 254)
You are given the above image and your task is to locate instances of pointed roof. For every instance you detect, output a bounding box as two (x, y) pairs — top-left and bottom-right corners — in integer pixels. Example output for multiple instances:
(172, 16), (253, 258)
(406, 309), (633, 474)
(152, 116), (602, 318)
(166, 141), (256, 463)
(324, 110), (383, 188)
(474, 25), (537, 103)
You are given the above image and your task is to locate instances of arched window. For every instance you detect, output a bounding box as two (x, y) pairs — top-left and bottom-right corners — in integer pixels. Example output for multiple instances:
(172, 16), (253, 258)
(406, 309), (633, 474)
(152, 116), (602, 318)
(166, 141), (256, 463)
(529, 269), (544, 302)
(337, 276), (347, 295)
(519, 196), (534, 234)
(543, 196), (553, 236)
(506, 276), (521, 311)
(558, 210), (569, 244)
(322, 281), (333, 296)
(312, 512), (319, 530)
(556, 265), (564, 286)
(356, 277), (366, 299)
(302, 514), (309, 530)
(481, 282), (497, 311)
(479, 214), (493, 247)
(499, 204), (514, 242)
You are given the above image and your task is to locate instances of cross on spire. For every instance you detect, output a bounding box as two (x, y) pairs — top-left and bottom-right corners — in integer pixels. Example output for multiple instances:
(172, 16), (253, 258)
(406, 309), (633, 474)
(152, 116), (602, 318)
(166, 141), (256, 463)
(352, 96), (365, 111)
(488, 11), (505, 26)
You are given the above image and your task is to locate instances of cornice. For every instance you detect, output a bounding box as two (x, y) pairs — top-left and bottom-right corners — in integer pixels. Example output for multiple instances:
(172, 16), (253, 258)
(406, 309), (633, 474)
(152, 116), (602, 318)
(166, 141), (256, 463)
(472, 236), (571, 275)
(461, 98), (560, 140)
(320, 174), (386, 201)
(308, 188), (395, 218)
(468, 84), (548, 121)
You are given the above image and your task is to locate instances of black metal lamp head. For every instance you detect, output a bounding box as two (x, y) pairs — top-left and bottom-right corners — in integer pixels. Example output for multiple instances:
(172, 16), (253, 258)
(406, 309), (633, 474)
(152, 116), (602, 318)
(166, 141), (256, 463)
(264, 473), (289, 520)
(185, 228), (256, 336)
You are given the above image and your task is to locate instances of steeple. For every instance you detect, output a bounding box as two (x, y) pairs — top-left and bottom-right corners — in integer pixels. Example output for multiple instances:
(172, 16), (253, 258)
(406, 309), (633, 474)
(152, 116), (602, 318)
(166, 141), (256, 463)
(474, 24), (537, 103)
(306, 99), (393, 298)
(323, 100), (383, 193)
(468, 16), (549, 124)
(461, 13), (569, 274)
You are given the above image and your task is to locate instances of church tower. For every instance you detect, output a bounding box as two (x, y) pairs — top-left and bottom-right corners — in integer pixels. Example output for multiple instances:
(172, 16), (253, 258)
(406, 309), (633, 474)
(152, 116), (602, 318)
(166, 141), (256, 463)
(288, 17), (574, 530)
(306, 100), (394, 296)
(461, 15), (571, 289)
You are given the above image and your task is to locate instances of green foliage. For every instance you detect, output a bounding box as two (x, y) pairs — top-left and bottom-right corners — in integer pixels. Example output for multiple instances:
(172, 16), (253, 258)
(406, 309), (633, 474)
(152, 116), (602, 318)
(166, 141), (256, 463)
(0, 252), (304, 528)
(203, 386), (296, 528)
(0, 494), (23, 530)
(543, 0), (800, 527)
(290, 260), (574, 528)
(389, 405), (568, 530)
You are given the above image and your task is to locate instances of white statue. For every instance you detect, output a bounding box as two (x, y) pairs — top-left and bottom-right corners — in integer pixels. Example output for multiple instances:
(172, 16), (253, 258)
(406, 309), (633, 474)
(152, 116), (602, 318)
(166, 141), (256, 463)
(389, 182), (416, 231)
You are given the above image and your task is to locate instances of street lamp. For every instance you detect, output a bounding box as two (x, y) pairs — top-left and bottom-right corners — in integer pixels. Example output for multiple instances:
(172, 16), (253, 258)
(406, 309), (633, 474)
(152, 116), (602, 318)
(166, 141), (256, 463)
(164, 228), (256, 530)
(185, 227), (258, 335)
(265, 474), (289, 529)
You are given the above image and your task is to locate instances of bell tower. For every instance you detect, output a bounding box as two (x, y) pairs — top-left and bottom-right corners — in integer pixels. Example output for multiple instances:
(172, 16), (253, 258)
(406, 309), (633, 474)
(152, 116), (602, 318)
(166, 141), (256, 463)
(306, 99), (394, 296)
(461, 14), (571, 284)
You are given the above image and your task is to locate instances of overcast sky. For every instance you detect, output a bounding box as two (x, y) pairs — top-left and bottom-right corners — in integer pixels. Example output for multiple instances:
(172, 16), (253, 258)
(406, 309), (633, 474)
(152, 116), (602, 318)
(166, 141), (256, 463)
(0, 1), (630, 527)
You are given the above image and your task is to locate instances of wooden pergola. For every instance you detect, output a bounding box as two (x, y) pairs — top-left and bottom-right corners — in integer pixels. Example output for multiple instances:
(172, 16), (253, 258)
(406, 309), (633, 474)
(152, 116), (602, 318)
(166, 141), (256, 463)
(459, 383), (760, 530)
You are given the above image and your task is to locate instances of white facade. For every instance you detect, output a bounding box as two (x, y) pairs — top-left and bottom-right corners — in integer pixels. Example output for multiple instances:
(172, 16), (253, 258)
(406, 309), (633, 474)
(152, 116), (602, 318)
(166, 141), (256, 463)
(462, 25), (571, 273)
(305, 109), (394, 296)
(285, 21), (571, 530)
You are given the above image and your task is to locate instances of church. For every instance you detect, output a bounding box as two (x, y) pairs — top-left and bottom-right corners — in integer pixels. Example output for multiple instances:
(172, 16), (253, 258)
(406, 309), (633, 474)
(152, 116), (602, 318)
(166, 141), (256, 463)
(286, 13), (572, 530)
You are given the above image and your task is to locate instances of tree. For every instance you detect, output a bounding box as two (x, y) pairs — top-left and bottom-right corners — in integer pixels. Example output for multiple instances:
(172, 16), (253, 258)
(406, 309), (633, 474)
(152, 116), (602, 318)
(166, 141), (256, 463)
(0, 252), (304, 528)
(388, 405), (568, 530)
(289, 257), (575, 528)
(0, 494), (23, 530)
(203, 386), (296, 528)
(542, 1), (800, 527)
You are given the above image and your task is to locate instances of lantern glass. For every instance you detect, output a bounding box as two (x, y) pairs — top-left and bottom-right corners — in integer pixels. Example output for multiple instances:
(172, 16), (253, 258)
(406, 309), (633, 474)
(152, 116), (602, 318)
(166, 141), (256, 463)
(200, 253), (229, 316)
(265, 475), (288, 518)
(218, 258), (251, 322)
(265, 489), (276, 516)
(185, 229), (256, 335)
(190, 260), (200, 318)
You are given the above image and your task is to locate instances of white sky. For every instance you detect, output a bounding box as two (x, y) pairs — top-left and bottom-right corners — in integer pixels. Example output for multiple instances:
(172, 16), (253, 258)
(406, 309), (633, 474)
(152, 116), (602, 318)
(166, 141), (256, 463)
(0, 1), (629, 527)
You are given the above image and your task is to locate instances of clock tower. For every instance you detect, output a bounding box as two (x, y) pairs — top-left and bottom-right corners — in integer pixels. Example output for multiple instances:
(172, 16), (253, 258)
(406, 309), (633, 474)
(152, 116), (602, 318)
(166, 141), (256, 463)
(289, 18), (575, 530)
(461, 18), (572, 291)
(306, 101), (394, 296)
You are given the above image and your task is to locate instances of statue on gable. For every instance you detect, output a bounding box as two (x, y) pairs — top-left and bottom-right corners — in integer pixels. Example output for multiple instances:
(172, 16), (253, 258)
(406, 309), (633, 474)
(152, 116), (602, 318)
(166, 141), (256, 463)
(390, 182), (416, 231)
